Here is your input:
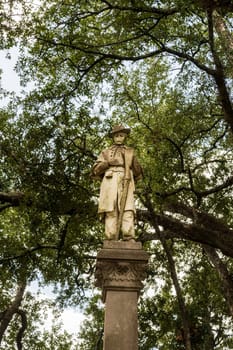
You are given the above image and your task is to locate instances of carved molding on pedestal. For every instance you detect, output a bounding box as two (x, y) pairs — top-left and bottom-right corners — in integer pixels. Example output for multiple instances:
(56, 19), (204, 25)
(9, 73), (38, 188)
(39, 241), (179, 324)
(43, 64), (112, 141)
(95, 260), (148, 291)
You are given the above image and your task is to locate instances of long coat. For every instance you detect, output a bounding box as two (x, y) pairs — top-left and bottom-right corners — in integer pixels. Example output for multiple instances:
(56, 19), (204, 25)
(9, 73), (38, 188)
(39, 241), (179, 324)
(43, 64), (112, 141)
(92, 145), (143, 214)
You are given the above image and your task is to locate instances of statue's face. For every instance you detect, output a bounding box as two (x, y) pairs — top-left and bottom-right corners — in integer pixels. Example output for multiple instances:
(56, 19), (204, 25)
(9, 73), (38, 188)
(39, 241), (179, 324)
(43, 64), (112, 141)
(113, 132), (127, 145)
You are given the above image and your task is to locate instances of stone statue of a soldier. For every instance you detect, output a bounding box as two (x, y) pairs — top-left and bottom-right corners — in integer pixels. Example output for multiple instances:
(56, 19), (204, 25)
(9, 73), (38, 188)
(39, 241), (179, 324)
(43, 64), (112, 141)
(92, 125), (143, 241)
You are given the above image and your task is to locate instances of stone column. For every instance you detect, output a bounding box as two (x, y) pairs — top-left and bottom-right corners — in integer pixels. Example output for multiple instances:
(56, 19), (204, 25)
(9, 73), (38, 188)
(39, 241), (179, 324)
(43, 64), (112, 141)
(95, 240), (149, 350)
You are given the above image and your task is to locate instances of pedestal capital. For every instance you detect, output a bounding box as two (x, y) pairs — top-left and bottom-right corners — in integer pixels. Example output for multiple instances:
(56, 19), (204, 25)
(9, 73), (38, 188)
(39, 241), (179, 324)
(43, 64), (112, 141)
(95, 240), (149, 301)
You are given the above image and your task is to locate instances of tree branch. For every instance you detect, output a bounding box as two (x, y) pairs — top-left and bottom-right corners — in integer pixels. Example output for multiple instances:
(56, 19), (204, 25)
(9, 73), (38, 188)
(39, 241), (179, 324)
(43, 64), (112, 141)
(207, 9), (233, 131)
(0, 280), (26, 344)
(0, 192), (24, 206)
(204, 245), (233, 317)
(159, 43), (216, 76)
(37, 37), (165, 62)
(16, 309), (27, 350)
(137, 208), (233, 258)
(0, 245), (59, 264)
(100, 1), (178, 15)
(156, 174), (233, 201)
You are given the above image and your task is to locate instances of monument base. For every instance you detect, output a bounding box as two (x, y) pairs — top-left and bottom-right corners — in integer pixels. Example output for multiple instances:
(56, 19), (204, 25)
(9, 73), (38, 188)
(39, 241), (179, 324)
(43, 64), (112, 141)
(95, 240), (149, 350)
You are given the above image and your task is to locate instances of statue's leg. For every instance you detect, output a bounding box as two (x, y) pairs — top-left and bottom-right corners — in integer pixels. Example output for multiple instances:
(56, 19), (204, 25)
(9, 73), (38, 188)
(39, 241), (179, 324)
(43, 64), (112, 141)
(105, 210), (118, 240)
(121, 210), (135, 240)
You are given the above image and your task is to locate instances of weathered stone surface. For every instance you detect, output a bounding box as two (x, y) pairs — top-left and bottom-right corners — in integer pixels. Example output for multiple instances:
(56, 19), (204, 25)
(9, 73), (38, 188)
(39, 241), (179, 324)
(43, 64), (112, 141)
(104, 290), (138, 350)
(103, 240), (142, 250)
(95, 240), (149, 350)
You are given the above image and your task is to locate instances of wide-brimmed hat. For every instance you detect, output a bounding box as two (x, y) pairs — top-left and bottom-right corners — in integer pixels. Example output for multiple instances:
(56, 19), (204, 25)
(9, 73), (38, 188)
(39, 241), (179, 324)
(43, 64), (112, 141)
(109, 124), (131, 137)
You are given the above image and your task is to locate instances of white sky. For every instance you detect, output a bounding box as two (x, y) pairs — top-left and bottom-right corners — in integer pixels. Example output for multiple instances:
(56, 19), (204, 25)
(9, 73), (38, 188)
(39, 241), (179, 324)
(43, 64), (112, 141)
(28, 281), (86, 334)
(0, 47), (20, 94)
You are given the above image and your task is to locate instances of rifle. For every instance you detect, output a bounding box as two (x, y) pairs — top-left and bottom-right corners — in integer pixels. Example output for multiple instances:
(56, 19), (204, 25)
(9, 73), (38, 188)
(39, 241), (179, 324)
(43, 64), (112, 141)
(116, 149), (134, 239)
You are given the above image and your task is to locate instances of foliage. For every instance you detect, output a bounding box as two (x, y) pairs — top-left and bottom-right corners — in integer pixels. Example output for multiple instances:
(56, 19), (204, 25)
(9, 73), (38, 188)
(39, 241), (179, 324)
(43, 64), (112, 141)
(1, 288), (77, 350)
(1, 0), (233, 348)
(78, 294), (104, 350)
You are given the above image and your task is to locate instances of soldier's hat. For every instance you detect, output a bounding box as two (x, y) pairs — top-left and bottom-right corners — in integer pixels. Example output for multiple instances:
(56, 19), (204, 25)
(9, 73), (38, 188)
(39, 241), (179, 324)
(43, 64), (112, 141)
(109, 124), (131, 137)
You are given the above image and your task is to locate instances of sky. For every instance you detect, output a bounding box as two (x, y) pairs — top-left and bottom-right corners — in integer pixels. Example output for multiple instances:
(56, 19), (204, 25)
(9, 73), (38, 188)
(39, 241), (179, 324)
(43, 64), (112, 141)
(0, 47), (20, 95)
(28, 280), (86, 335)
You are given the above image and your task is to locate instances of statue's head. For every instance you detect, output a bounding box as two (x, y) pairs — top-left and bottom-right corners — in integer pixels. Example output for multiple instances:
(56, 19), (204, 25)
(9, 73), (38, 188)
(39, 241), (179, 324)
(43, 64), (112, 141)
(110, 124), (131, 137)
(110, 125), (131, 145)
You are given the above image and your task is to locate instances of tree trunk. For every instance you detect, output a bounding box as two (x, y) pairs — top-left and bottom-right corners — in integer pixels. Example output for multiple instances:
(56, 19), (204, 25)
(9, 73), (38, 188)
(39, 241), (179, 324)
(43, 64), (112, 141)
(0, 279), (26, 344)
(213, 10), (233, 51)
(161, 239), (192, 350)
(141, 195), (192, 349)
(204, 245), (233, 317)
(206, 9), (233, 132)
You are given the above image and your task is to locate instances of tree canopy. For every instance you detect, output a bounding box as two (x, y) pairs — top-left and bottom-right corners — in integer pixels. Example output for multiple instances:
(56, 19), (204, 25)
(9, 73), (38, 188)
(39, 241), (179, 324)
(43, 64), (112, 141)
(1, 0), (233, 348)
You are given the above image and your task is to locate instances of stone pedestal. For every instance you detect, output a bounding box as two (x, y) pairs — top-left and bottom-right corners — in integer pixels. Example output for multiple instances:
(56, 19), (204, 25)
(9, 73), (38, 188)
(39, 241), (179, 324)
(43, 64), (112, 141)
(95, 240), (149, 350)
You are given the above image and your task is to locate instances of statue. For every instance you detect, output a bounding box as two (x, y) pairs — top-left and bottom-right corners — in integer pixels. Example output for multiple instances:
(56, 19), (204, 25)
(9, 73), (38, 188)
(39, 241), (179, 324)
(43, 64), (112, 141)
(92, 125), (143, 241)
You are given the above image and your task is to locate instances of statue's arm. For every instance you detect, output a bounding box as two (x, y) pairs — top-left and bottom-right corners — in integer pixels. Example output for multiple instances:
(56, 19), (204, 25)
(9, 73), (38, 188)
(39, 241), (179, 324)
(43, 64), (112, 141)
(92, 151), (109, 178)
(132, 154), (143, 182)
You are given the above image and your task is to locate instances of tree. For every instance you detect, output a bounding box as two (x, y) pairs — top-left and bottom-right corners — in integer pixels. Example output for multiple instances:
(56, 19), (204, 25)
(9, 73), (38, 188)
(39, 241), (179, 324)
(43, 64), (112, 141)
(1, 0), (233, 348)
(8, 0), (233, 256)
(0, 282), (77, 350)
(0, 0), (29, 49)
